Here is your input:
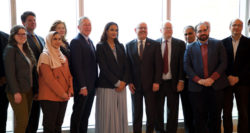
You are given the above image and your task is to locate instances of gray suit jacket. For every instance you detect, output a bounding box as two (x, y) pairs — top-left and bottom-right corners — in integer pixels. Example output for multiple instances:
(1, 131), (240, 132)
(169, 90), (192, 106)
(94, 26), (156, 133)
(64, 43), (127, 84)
(3, 45), (34, 94)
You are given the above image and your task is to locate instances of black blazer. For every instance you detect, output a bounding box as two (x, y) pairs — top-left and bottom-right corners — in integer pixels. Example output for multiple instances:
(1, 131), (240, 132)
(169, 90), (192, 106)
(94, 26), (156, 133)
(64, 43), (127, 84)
(184, 38), (229, 92)
(96, 41), (129, 88)
(222, 35), (250, 86)
(70, 33), (98, 93)
(126, 38), (163, 91)
(3, 45), (35, 94)
(60, 40), (70, 60)
(156, 37), (186, 91)
(27, 32), (45, 61)
(0, 31), (9, 78)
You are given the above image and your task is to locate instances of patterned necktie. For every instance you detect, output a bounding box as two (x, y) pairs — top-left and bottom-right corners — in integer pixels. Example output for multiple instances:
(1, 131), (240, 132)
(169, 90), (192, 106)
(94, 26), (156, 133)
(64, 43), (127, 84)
(163, 40), (169, 74)
(139, 40), (143, 59)
(31, 34), (41, 52)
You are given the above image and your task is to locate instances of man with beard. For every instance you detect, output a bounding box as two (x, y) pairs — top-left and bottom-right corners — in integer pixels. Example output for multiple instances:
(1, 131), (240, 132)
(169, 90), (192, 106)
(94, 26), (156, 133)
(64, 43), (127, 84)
(184, 22), (229, 133)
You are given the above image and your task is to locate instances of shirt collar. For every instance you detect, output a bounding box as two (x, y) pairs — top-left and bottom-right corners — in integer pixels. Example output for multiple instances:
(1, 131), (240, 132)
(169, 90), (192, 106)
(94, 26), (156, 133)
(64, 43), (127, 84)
(231, 35), (242, 42)
(80, 33), (89, 41)
(198, 40), (208, 46)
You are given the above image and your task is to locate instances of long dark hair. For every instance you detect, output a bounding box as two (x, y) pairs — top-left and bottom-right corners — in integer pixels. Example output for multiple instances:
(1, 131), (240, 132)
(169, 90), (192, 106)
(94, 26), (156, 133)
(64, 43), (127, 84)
(100, 22), (120, 44)
(8, 25), (36, 65)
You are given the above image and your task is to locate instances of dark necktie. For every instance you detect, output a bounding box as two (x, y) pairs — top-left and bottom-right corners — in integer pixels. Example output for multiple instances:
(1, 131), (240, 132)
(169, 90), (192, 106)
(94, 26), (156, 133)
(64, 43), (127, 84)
(163, 41), (169, 74)
(31, 34), (41, 52)
(139, 40), (143, 59)
(201, 43), (208, 78)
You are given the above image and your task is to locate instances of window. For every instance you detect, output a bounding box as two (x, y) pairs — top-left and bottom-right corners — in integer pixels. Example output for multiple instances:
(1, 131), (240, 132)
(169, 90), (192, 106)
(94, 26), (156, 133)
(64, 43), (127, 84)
(0, 0), (11, 33)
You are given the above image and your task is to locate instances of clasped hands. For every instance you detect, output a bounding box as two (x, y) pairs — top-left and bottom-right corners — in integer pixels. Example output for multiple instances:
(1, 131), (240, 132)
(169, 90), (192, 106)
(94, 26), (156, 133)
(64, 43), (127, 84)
(197, 78), (214, 87)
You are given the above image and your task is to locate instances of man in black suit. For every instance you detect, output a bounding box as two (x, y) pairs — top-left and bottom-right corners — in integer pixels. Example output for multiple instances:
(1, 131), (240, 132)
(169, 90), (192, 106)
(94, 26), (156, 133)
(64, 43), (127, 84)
(184, 22), (229, 133)
(21, 11), (45, 133)
(222, 19), (250, 133)
(155, 21), (185, 133)
(126, 22), (163, 133)
(180, 25), (196, 133)
(0, 31), (9, 133)
(70, 16), (98, 133)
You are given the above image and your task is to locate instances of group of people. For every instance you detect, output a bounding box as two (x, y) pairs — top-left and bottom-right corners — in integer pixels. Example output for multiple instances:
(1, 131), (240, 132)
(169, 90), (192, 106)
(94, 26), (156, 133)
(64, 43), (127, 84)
(0, 10), (250, 133)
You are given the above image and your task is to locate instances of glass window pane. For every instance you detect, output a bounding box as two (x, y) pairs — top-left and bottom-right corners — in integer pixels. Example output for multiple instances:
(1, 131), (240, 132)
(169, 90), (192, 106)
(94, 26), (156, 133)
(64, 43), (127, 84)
(171, 0), (239, 40)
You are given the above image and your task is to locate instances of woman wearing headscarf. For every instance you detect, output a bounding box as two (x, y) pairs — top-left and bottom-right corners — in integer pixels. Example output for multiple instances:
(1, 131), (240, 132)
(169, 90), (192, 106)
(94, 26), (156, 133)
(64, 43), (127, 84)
(37, 31), (73, 133)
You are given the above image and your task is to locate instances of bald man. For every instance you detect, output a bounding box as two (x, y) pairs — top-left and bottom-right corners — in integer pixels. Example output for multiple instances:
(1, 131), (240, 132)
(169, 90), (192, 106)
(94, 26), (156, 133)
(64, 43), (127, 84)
(126, 22), (163, 133)
(222, 19), (250, 133)
(155, 21), (186, 133)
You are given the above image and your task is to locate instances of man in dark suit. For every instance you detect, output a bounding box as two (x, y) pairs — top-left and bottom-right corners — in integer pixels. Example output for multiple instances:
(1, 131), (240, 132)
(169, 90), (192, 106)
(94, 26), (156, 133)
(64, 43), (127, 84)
(184, 22), (229, 133)
(21, 11), (45, 133)
(180, 25), (196, 133)
(155, 21), (185, 133)
(70, 16), (98, 133)
(0, 31), (9, 133)
(126, 22), (163, 133)
(222, 19), (250, 133)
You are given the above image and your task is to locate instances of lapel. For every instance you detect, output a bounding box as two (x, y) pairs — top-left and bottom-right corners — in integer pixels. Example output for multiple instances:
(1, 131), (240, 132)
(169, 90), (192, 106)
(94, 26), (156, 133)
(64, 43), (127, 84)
(131, 39), (140, 62)
(234, 36), (244, 62)
(16, 46), (30, 69)
(171, 38), (177, 66)
(27, 33), (40, 53)
(104, 42), (118, 64)
(193, 41), (203, 69)
(142, 38), (151, 60)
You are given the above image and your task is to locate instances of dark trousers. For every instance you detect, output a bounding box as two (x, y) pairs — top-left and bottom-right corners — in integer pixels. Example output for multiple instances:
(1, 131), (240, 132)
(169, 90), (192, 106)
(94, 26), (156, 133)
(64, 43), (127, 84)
(131, 88), (156, 133)
(189, 87), (224, 133)
(156, 80), (179, 133)
(70, 89), (95, 133)
(26, 100), (41, 133)
(40, 100), (68, 133)
(223, 85), (250, 133)
(180, 79), (195, 133)
(0, 85), (9, 133)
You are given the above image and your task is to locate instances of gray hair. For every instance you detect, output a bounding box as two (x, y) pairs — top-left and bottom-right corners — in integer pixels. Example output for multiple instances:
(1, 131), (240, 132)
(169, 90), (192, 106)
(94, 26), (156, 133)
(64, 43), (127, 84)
(78, 16), (90, 26)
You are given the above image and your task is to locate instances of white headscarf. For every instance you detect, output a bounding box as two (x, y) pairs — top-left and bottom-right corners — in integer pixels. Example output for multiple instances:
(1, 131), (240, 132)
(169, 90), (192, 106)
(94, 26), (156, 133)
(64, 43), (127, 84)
(37, 31), (66, 72)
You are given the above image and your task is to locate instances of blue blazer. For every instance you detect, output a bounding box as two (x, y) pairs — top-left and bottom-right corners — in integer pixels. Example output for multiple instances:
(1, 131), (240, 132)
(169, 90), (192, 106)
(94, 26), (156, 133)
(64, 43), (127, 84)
(184, 38), (229, 92)
(96, 41), (129, 88)
(126, 38), (163, 91)
(70, 33), (98, 93)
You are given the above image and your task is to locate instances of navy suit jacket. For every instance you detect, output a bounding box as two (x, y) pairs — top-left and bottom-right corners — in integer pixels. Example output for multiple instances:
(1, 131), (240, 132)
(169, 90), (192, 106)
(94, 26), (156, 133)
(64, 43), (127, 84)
(126, 38), (163, 91)
(70, 33), (98, 93)
(222, 35), (250, 86)
(156, 37), (186, 91)
(96, 41), (129, 88)
(27, 32), (45, 61)
(184, 38), (229, 92)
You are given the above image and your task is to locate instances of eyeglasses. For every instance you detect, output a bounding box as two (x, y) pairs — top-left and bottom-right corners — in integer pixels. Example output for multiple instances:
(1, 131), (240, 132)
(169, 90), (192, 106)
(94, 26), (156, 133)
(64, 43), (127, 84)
(16, 33), (27, 37)
(232, 24), (243, 27)
(137, 27), (147, 30)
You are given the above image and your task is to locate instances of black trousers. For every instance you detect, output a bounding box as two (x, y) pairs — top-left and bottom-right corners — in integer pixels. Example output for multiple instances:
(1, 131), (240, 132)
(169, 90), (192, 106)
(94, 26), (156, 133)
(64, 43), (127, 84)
(156, 80), (179, 133)
(70, 88), (95, 133)
(180, 79), (195, 133)
(40, 100), (68, 133)
(26, 100), (41, 133)
(189, 87), (224, 133)
(0, 84), (9, 133)
(131, 88), (156, 133)
(223, 85), (250, 133)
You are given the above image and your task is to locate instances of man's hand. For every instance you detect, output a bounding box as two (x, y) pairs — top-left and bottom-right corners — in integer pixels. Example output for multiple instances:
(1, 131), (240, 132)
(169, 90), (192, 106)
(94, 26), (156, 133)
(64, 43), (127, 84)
(152, 83), (160, 92)
(79, 88), (88, 96)
(228, 75), (239, 86)
(177, 81), (184, 92)
(129, 83), (136, 94)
